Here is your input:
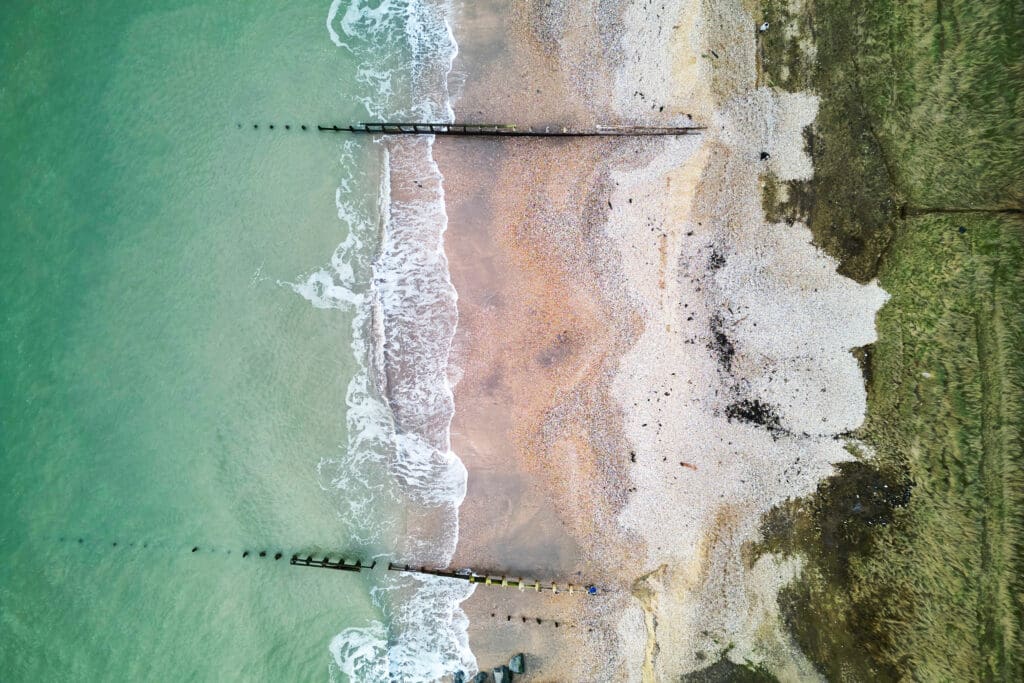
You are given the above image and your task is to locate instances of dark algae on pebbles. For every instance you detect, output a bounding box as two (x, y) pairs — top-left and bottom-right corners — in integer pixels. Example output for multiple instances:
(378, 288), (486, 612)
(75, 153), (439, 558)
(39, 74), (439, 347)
(755, 0), (1024, 680)
(683, 656), (779, 682)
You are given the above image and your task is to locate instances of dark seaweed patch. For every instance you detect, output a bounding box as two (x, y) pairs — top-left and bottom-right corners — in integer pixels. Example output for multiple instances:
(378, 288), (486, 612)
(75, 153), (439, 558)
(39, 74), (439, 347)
(708, 314), (735, 372)
(808, 461), (913, 577)
(708, 248), (726, 271)
(683, 657), (779, 682)
(725, 399), (784, 436)
(850, 343), (874, 388)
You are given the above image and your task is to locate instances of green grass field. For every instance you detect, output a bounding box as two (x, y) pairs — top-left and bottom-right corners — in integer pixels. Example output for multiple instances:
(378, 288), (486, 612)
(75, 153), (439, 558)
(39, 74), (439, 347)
(756, 0), (1024, 680)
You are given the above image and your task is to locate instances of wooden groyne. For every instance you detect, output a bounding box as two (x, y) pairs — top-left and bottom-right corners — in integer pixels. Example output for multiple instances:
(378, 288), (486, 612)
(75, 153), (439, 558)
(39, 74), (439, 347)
(56, 536), (596, 593)
(315, 122), (703, 137)
(289, 554), (375, 572)
(386, 562), (596, 595)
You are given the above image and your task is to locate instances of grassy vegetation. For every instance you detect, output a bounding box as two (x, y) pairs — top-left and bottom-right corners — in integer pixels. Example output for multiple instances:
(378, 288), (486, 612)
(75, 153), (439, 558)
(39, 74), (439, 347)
(754, 0), (1024, 680)
(759, 0), (1023, 282)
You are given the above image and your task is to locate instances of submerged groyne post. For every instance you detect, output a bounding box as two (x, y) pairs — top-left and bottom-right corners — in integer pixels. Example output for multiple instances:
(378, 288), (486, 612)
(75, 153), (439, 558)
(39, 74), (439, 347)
(58, 537), (381, 574)
(289, 554), (375, 573)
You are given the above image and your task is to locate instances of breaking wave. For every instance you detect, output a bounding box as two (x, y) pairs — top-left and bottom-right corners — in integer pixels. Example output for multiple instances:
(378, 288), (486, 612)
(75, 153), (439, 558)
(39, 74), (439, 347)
(294, 1), (471, 680)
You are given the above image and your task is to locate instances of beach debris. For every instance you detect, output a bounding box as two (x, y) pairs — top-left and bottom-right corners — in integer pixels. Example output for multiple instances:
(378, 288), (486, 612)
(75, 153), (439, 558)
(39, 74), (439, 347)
(760, 151), (771, 160)
(492, 665), (513, 682)
(759, 22), (770, 32)
(680, 462), (698, 471)
(509, 654), (526, 674)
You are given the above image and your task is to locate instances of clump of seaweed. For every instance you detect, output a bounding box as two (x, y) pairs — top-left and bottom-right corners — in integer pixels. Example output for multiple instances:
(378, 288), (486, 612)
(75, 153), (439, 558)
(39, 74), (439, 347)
(708, 248), (727, 271)
(708, 314), (736, 372)
(724, 398), (785, 437)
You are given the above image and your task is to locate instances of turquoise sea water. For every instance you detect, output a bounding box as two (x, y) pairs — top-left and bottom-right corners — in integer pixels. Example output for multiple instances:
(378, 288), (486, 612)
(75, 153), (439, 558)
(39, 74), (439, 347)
(2, 1), (470, 680)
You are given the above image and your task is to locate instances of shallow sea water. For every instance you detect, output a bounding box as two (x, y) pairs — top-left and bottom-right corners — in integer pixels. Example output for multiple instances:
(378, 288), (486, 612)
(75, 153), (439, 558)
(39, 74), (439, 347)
(1, 1), (467, 680)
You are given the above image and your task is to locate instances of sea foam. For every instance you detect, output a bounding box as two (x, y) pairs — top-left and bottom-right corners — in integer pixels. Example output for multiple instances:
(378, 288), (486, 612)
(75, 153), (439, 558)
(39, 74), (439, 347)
(303, 1), (472, 680)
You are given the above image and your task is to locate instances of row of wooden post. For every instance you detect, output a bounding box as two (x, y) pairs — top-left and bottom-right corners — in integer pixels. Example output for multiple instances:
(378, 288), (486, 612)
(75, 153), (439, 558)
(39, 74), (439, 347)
(313, 122), (704, 137)
(284, 558), (595, 594)
(386, 562), (594, 595)
(289, 555), (375, 572)
(59, 536), (597, 595)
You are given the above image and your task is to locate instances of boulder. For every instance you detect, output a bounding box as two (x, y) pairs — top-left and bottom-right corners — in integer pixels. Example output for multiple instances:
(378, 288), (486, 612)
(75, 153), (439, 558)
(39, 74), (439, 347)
(492, 665), (513, 682)
(509, 653), (525, 674)
(453, 672), (465, 683)
(471, 672), (489, 683)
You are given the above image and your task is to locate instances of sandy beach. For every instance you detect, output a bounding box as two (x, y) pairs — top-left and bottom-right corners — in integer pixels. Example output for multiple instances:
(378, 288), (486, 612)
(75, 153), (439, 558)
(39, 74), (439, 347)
(438, 0), (887, 679)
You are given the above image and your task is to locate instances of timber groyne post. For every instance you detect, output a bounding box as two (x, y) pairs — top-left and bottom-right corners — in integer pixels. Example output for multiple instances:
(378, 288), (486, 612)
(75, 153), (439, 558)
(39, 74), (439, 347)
(289, 555), (375, 572)
(317, 122), (704, 137)
(386, 562), (595, 595)
(240, 121), (703, 137)
(56, 535), (598, 593)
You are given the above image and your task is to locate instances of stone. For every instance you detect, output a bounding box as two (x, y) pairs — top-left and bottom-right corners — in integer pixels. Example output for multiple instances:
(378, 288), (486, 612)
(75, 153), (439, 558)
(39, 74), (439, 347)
(471, 672), (489, 683)
(509, 654), (526, 674)
(453, 672), (465, 683)
(492, 665), (512, 682)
